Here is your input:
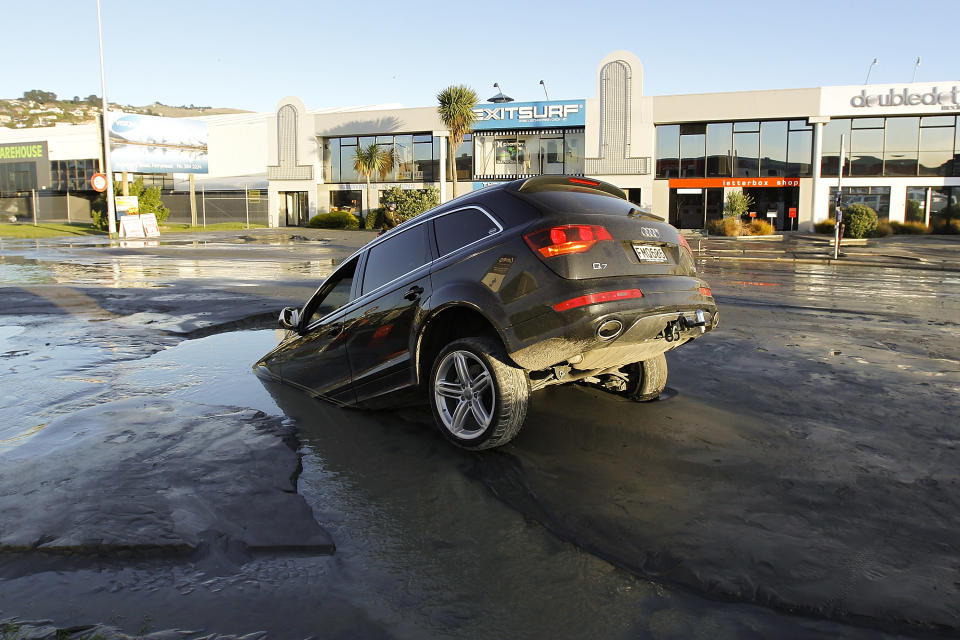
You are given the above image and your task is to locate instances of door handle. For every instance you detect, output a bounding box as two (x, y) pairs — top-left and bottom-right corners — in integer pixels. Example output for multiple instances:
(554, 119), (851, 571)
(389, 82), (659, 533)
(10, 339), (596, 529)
(404, 286), (424, 301)
(327, 322), (343, 337)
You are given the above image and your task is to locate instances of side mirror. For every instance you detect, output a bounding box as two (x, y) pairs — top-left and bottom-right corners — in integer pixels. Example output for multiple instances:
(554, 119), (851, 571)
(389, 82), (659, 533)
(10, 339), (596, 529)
(279, 307), (301, 331)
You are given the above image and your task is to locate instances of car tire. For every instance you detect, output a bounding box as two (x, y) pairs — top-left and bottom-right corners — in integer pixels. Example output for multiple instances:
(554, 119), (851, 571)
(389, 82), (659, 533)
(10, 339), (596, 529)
(429, 336), (529, 450)
(622, 353), (668, 402)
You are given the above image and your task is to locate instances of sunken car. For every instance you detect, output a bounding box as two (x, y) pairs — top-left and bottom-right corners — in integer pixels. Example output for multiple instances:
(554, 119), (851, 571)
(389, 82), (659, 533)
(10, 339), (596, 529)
(255, 176), (718, 449)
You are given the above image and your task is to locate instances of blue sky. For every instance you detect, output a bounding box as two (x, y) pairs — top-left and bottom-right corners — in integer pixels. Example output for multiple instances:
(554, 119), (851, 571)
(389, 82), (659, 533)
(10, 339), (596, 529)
(3, 0), (958, 113)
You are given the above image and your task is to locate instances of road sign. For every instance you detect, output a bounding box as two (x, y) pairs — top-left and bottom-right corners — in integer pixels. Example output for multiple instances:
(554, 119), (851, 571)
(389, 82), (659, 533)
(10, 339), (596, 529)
(749, 211), (757, 218)
(788, 207), (797, 218)
(91, 173), (108, 192)
(766, 212), (777, 218)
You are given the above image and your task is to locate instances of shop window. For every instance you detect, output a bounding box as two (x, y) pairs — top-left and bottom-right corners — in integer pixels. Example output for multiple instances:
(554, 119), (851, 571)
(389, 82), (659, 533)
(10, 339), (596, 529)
(655, 125), (680, 178)
(904, 187), (926, 223)
(820, 118), (850, 177)
(760, 121), (788, 177)
(830, 186), (890, 219)
(883, 117), (919, 176)
(564, 130), (584, 175)
(679, 130), (705, 178)
(786, 129), (813, 176)
(706, 123), (732, 177)
(733, 131), (759, 177)
(849, 127), (883, 176)
(919, 121), (955, 177)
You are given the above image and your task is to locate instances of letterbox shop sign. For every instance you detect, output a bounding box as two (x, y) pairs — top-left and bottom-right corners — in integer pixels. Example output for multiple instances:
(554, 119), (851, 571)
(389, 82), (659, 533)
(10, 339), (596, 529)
(472, 100), (586, 130)
(669, 178), (801, 188)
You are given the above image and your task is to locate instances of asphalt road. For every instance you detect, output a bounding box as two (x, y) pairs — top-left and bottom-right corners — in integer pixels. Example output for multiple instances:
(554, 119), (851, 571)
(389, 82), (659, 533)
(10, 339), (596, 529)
(0, 231), (957, 639)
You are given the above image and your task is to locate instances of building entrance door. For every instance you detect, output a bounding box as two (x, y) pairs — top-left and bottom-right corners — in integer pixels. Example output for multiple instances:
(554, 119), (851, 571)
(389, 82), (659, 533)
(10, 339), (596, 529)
(669, 188), (723, 229)
(280, 191), (308, 226)
(743, 187), (799, 231)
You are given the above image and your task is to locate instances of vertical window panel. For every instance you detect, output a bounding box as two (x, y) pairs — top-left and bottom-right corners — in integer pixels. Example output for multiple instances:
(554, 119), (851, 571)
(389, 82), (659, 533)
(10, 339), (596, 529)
(760, 121), (788, 177)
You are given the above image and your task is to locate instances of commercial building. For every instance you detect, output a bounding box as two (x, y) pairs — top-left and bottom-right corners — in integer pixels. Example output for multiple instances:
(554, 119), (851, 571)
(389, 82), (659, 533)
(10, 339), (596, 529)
(3, 50), (958, 230)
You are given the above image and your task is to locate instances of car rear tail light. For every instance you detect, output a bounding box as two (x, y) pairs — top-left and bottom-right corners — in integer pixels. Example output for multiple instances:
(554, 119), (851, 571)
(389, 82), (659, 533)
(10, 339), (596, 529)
(568, 177), (600, 187)
(677, 234), (692, 252)
(553, 288), (643, 312)
(524, 224), (613, 258)
(699, 286), (712, 297)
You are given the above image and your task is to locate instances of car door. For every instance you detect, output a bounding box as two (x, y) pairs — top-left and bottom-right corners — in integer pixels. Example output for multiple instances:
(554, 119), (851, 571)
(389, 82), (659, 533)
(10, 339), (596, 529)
(268, 256), (360, 405)
(345, 223), (434, 404)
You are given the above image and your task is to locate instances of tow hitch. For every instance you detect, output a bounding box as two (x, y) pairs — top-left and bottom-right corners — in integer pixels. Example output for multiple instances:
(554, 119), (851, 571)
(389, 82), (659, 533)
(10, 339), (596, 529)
(660, 310), (707, 342)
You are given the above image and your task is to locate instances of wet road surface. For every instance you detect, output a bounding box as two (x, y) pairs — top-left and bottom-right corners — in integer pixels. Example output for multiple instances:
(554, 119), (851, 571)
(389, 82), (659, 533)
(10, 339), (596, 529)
(1, 236), (957, 638)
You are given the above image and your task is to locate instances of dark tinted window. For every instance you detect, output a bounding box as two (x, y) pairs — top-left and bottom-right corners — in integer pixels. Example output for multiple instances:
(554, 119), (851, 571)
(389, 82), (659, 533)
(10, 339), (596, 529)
(362, 224), (430, 295)
(306, 257), (357, 325)
(435, 208), (499, 256)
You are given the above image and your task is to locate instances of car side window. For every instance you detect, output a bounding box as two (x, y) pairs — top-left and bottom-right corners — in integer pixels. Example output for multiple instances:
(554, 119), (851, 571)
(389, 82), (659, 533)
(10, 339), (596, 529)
(306, 257), (357, 326)
(361, 224), (431, 295)
(434, 207), (500, 257)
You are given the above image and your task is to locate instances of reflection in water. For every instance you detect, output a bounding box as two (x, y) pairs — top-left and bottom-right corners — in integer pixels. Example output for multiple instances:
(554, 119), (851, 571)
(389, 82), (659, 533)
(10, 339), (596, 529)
(0, 255), (337, 288)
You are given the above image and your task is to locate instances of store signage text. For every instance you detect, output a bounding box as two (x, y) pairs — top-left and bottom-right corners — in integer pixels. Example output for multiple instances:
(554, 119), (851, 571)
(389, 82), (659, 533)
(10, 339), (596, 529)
(472, 100), (586, 130)
(851, 86), (960, 110)
(0, 143), (46, 161)
(669, 178), (800, 188)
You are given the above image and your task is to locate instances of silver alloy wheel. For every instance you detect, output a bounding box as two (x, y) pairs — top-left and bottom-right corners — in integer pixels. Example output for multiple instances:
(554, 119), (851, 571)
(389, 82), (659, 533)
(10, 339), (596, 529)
(433, 350), (494, 440)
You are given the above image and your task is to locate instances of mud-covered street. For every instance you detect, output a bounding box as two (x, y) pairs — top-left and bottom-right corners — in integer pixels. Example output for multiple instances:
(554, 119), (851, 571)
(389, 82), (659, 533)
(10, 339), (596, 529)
(1, 231), (958, 639)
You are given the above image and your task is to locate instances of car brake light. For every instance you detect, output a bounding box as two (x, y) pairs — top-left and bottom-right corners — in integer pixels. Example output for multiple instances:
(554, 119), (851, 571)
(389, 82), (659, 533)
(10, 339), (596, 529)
(524, 224), (614, 258)
(553, 289), (643, 312)
(568, 177), (600, 187)
(677, 234), (692, 252)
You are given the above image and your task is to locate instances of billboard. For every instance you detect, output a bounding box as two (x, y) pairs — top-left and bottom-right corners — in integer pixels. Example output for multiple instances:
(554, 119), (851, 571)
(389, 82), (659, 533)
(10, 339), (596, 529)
(108, 112), (208, 174)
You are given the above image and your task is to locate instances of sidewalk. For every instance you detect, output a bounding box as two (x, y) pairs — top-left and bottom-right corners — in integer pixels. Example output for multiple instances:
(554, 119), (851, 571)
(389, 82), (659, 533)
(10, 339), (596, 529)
(690, 232), (960, 272)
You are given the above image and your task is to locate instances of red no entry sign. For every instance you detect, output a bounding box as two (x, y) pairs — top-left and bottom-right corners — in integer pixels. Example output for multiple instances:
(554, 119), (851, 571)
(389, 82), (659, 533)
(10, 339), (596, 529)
(91, 173), (108, 192)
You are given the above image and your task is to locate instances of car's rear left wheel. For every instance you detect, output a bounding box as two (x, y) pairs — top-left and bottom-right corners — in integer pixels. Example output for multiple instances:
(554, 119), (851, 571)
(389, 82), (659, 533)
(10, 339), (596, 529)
(429, 336), (529, 450)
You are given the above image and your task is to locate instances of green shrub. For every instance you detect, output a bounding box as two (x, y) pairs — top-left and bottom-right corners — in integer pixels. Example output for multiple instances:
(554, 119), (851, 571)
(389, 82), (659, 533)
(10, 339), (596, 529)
(746, 219), (774, 235)
(722, 190), (754, 219)
(364, 207), (385, 230)
(814, 218), (836, 234)
(707, 218), (743, 236)
(842, 203), (878, 239)
(890, 220), (931, 235)
(379, 186), (439, 223)
(869, 220), (893, 237)
(307, 210), (360, 229)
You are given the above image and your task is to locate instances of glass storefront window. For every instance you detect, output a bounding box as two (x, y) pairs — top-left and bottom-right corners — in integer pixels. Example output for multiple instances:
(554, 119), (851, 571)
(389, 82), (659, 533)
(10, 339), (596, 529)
(733, 131), (759, 176)
(455, 134), (473, 181)
(760, 120), (788, 177)
(679, 131), (705, 178)
(656, 125), (680, 178)
(786, 130), (812, 176)
(830, 186), (890, 219)
(540, 135), (564, 175)
(706, 123), (732, 177)
(821, 118), (850, 177)
(905, 187), (926, 223)
(564, 130), (584, 175)
(850, 128), (883, 176)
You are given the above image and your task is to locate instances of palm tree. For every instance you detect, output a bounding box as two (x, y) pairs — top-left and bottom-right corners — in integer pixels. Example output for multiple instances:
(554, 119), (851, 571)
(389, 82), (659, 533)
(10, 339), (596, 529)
(353, 143), (396, 221)
(436, 85), (478, 198)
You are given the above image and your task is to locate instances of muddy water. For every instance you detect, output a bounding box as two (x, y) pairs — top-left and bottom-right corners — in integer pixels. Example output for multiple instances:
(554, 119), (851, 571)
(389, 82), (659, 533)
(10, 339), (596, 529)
(0, 328), (885, 639)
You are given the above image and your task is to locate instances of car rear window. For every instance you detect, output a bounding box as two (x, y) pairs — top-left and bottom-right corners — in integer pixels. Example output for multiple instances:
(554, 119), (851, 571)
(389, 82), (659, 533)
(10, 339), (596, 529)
(517, 189), (638, 216)
(362, 224), (431, 295)
(434, 208), (500, 257)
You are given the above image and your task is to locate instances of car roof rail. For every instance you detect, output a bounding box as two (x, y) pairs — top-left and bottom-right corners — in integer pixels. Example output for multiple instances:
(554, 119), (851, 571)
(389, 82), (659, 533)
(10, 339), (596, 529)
(510, 175), (625, 199)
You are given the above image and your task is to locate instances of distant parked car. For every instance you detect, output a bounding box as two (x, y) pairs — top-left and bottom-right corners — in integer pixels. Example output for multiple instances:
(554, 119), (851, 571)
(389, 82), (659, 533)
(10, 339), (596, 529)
(255, 176), (718, 449)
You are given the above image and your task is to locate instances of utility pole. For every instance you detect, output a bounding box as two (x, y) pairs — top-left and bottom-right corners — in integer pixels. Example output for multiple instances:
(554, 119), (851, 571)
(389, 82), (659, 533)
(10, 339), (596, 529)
(96, 0), (117, 237)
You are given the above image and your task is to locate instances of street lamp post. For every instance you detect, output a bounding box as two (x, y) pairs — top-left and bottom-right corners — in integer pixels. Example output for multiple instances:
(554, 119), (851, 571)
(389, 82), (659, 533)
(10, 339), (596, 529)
(96, 0), (117, 237)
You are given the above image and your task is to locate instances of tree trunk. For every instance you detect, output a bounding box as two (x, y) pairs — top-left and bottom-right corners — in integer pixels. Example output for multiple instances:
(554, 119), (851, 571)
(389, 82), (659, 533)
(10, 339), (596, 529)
(365, 176), (372, 225)
(450, 138), (458, 199)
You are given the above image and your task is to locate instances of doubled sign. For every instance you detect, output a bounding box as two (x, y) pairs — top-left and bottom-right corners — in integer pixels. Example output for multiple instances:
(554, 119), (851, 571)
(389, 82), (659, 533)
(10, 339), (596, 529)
(821, 83), (960, 116)
(108, 112), (208, 174)
(472, 100), (586, 130)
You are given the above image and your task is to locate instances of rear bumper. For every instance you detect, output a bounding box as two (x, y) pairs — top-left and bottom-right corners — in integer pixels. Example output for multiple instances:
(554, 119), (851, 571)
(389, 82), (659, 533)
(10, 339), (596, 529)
(507, 283), (717, 371)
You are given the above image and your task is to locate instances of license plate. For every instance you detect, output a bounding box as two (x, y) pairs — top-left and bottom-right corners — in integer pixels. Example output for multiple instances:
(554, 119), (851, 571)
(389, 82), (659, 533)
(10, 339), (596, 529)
(633, 244), (668, 263)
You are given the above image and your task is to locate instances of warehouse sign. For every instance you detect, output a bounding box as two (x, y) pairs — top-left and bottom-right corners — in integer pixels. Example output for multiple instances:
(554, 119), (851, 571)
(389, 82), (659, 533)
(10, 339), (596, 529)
(108, 112), (208, 174)
(0, 141), (47, 163)
(472, 100), (586, 130)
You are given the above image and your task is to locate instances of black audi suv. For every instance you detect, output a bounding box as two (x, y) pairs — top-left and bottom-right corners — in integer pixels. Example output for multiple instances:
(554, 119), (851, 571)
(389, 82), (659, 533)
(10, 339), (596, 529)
(255, 176), (718, 449)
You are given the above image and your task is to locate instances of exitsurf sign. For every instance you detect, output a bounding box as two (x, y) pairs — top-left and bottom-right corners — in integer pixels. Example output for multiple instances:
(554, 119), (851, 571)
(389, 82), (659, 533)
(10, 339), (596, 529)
(472, 100), (586, 130)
